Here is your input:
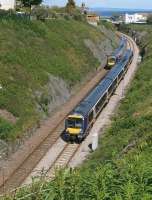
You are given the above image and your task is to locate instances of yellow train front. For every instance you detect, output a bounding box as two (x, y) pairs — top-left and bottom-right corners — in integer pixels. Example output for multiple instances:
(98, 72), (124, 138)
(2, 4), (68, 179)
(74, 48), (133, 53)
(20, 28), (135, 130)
(107, 55), (117, 68)
(106, 36), (127, 69)
(64, 114), (86, 142)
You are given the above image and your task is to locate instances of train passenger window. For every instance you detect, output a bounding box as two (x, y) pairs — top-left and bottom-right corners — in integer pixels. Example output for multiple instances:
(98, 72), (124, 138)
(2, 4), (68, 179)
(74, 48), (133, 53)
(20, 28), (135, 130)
(108, 84), (113, 93)
(109, 86), (113, 93)
(124, 64), (128, 70)
(88, 111), (94, 122)
(118, 71), (123, 80)
(114, 78), (117, 86)
(109, 79), (117, 93)
(95, 94), (106, 113)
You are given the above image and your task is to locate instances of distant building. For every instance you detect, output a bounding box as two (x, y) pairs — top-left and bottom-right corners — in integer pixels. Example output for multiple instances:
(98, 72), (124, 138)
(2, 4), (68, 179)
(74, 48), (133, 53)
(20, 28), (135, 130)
(87, 14), (100, 26)
(0, 0), (15, 10)
(124, 13), (147, 24)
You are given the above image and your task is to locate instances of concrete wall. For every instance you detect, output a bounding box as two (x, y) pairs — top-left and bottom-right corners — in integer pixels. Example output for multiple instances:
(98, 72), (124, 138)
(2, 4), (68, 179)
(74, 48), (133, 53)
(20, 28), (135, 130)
(0, 0), (15, 10)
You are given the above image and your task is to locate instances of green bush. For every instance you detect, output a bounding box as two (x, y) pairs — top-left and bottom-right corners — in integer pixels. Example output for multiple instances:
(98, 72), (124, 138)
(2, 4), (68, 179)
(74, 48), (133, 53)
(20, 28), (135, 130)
(73, 13), (85, 22)
(31, 6), (49, 21)
(0, 118), (13, 140)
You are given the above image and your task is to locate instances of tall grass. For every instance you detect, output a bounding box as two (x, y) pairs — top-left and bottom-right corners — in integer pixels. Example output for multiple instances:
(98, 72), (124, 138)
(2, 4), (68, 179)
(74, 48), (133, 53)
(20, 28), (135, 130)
(2, 139), (151, 199)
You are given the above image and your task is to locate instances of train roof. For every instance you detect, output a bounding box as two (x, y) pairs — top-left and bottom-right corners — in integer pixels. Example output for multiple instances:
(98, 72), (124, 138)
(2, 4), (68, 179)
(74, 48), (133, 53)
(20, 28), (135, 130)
(122, 49), (133, 61)
(112, 37), (127, 57)
(73, 78), (113, 117)
(105, 63), (123, 81)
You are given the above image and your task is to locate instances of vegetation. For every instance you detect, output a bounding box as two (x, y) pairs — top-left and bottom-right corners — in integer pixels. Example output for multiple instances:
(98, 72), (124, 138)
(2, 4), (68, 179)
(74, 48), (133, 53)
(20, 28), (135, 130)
(3, 140), (152, 199)
(0, 118), (13, 141)
(66, 0), (76, 15)
(21, 0), (42, 11)
(1, 25), (152, 199)
(0, 18), (117, 142)
(147, 14), (152, 24)
(31, 5), (49, 20)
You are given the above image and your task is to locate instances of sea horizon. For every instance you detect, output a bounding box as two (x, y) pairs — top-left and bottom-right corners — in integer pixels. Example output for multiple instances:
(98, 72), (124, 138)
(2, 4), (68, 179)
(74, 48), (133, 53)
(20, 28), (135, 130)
(90, 7), (152, 17)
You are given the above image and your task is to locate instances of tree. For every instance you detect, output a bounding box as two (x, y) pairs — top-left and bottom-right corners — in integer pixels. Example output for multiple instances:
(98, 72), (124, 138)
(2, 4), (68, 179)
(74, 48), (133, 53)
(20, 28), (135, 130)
(32, 5), (48, 21)
(66, 0), (76, 15)
(21, 0), (42, 13)
(147, 14), (152, 24)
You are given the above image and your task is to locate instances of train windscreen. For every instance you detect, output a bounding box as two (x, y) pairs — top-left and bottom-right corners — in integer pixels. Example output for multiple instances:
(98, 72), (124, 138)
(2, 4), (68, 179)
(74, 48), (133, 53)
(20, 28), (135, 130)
(67, 117), (83, 129)
(107, 56), (116, 66)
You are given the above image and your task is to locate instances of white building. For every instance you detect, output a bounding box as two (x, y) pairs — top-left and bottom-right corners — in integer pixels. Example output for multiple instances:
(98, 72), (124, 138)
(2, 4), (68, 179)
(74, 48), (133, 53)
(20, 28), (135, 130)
(124, 13), (147, 24)
(0, 0), (15, 10)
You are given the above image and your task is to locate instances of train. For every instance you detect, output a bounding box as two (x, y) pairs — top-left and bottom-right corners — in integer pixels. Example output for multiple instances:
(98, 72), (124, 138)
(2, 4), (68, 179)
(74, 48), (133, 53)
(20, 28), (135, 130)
(106, 37), (127, 69)
(64, 48), (133, 143)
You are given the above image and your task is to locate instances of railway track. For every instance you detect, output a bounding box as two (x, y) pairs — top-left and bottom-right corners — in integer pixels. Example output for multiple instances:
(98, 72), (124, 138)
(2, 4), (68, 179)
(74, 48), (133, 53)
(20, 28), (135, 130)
(47, 143), (80, 179)
(0, 34), (136, 195)
(22, 142), (81, 185)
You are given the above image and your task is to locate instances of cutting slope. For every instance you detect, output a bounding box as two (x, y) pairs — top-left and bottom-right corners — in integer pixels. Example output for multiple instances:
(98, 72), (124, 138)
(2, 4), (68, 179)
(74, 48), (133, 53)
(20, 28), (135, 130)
(0, 19), (118, 142)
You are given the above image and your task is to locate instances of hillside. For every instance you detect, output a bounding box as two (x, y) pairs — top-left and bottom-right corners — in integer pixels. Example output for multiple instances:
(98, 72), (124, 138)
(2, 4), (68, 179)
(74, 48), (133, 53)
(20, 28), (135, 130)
(3, 25), (152, 199)
(0, 18), (118, 144)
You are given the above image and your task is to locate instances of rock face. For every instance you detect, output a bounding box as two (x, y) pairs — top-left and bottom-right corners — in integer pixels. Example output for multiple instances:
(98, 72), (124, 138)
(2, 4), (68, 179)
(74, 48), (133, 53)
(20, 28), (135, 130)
(84, 38), (113, 67)
(35, 75), (70, 117)
(84, 26), (119, 67)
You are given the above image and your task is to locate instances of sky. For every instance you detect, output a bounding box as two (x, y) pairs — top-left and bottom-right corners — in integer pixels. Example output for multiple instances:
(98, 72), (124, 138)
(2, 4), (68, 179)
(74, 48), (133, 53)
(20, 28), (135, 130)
(44, 0), (152, 9)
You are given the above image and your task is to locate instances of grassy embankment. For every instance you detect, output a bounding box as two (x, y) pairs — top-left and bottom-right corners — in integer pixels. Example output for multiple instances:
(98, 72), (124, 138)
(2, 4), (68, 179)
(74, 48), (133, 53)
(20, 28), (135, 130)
(3, 25), (152, 199)
(0, 18), (117, 142)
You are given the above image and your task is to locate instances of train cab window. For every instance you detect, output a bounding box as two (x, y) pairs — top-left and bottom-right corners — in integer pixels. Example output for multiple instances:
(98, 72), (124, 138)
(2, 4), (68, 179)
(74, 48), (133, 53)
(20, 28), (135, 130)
(107, 56), (116, 66)
(67, 117), (83, 129)
(88, 111), (94, 123)
(95, 94), (107, 113)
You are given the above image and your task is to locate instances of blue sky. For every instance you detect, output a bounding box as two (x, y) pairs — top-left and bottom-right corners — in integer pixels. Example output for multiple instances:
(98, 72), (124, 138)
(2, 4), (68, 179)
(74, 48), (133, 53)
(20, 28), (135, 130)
(44, 0), (152, 9)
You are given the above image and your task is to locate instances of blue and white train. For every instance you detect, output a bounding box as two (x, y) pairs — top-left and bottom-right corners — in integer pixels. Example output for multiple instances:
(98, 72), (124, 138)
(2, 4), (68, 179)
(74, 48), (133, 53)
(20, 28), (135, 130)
(106, 37), (127, 68)
(64, 47), (133, 142)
